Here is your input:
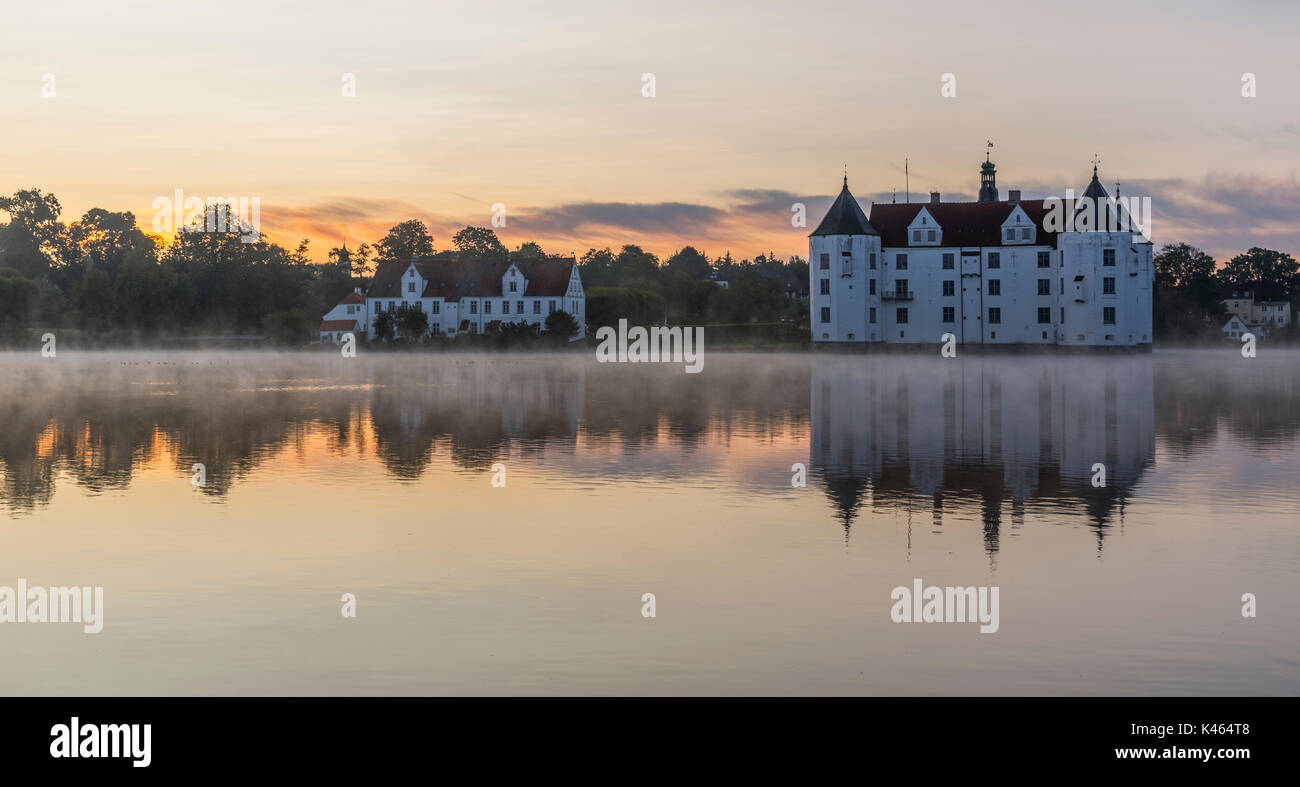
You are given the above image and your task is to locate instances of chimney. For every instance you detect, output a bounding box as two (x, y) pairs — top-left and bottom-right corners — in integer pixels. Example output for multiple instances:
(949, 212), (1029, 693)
(929, 191), (941, 204)
(1008, 189), (1021, 203)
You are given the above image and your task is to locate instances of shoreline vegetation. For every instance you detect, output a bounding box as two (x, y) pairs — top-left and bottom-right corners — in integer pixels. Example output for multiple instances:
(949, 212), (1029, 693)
(1, 189), (1298, 349)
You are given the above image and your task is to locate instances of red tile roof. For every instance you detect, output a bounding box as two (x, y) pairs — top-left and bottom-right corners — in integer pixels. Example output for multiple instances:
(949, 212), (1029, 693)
(868, 199), (1058, 248)
(337, 291), (365, 305)
(320, 319), (360, 331)
(366, 256), (576, 302)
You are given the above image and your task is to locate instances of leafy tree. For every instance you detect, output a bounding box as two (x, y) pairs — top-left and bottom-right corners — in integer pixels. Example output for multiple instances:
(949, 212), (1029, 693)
(1216, 247), (1299, 302)
(578, 248), (616, 287)
(376, 220), (434, 261)
(72, 268), (115, 331)
(114, 248), (191, 333)
(394, 303), (428, 340)
(452, 226), (507, 261)
(0, 268), (39, 337)
(0, 188), (65, 278)
(351, 242), (374, 277)
(62, 208), (155, 283)
(372, 309), (396, 343)
(512, 241), (545, 260)
(544, 308), (578, 340)
(665, 246), (710, 280)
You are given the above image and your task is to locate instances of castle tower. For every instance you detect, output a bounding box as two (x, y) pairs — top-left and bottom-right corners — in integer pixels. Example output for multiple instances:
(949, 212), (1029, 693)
(978, 153), (998, 202)
(809, 175), (881, 343)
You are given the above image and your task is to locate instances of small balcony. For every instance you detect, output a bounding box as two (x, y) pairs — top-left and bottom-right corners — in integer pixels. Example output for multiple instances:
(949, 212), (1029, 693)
(881, 290), (914, 301)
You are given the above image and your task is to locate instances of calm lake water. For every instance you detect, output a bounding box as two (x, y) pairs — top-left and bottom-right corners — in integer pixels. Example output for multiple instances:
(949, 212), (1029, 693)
(1, 349), (1297, 695)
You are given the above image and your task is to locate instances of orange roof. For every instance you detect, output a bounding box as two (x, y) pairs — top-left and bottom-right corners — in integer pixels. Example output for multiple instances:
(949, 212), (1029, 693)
(320, 319), (360, 331)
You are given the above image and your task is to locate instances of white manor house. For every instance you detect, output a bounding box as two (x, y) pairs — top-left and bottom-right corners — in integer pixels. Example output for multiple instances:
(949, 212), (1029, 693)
(809, 157), (1154, 348)
(320, 255), (586, 342)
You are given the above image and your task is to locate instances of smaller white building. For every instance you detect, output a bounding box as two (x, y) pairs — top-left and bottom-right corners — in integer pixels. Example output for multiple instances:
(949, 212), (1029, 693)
(1221, 314), (1249, 341)
(319, 290), (367, 344)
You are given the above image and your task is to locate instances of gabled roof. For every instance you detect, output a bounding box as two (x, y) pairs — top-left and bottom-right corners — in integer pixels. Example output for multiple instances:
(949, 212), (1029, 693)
(867, 199), (1058, 248)
(337, 291), (365, 305)
(366, 256), (577, 302)
(810, 181), (878, 236)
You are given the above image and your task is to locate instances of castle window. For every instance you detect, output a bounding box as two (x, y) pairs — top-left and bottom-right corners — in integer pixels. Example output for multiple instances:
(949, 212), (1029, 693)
(1103, 277), (1116, 295)
(896, 307), (908, 324)
(1038, 307), (1051, 324)
(1020, 228), (1030, 240)
(943, 253), (954, 269)
(1038, 279), (1051, 295)
(988, 307), (1001, 324)
(912, 230), (921, 242)
(988, 279), (1001, 296)
(533, 301), (541, 314)
(819, 253), (829, 270)
(927, 230), (936, 241)
(896, 254), (908, 270)
(820, 307), (831, 323)
(820, 279), (830, 295)
(869, 308), (877, 324)
(988, 253), (1000, 268)
(1038, 252), (1051, 268)
(432, 302), (440, 314)
(502, 301), (509, 314)
(485, 301), (492, 314)
(1005, 228), (1014, 241)
(870, 253), (876, 269)
(470, 301), (478, 314)
(1103, 306), (1116, 324)
(869, 279), (876, 295)
(517, 300), (524, 313)
(408, 281), (416, 293)
(1103, 249), (1116, 266)
(943, 280), (954, 297)
(942, 306), (954, 323)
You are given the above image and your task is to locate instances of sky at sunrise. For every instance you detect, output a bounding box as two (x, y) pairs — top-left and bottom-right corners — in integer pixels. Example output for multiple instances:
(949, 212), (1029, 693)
(2, 0), (1298, 262)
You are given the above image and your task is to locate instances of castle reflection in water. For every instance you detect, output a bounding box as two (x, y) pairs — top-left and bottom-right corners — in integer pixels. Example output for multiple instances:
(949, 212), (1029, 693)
(4, 352), (1298, 557)
(810, 356), (1155, 550)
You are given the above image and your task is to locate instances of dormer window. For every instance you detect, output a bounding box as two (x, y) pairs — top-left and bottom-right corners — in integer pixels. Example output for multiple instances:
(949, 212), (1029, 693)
(509, 281), (517, 292)
(1005, 228), (1014, 241)
(913, 230), (921, 242)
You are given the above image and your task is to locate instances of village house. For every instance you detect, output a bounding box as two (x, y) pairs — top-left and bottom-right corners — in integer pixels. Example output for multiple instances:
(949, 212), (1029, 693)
(1219, 285), (1291, 337)
(362, 255), (585, 340)
(1221, 314), (1250, 341)
(809, 156), (1154, 347)
(318, 290), (367, 344)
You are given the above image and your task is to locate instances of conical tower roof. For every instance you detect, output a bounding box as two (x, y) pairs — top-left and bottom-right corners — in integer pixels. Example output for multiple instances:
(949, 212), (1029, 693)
(810, 178), (878, 236)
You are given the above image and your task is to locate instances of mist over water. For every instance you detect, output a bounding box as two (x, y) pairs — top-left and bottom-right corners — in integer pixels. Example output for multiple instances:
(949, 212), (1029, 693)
(0, 350), (1297, 695)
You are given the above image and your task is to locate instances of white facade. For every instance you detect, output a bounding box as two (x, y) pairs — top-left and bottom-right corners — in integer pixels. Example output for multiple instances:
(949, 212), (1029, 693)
(810, 166), (1154, 348)
(365, 258), (586, 341)
(319, 291), (367, 344)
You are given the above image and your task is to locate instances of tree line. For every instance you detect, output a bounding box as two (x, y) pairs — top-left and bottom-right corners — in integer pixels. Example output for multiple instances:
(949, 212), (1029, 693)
(1, 186), (1294, 345)
(0, 188), (810, 345)
(1153, 243), (1299, 341)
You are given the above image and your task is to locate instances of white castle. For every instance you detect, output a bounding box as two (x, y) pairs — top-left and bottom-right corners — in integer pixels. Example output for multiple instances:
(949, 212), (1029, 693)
(809, 157), (1153, 347)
